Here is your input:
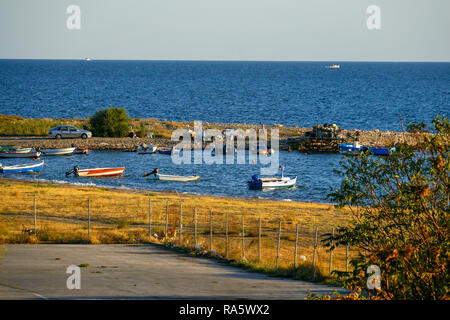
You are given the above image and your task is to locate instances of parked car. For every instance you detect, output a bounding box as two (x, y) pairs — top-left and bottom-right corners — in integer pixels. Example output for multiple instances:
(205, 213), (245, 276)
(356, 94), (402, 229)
(48, 125), (92, 139)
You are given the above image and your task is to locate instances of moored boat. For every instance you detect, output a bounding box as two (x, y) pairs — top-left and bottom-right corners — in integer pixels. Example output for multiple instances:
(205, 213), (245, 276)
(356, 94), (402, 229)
(74, 147), (89, 155)
(0, 151), (41, 158)
(137, 144), (157, 154)
(66, 166), (125, 177)
(143, 168), (200, 182)
(158, 147), (179, 155)
(0, 161), (44, 174)
(41, 147), (76, 156)
(248, 166), (296, 189)
(338, 142), (393, 156)
(0, 146), (32, 153)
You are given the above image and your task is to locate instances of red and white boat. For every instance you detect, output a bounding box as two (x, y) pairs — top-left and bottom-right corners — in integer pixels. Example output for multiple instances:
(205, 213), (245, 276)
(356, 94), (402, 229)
(66, 166), (125, 177)
(74, 147), (89, 155)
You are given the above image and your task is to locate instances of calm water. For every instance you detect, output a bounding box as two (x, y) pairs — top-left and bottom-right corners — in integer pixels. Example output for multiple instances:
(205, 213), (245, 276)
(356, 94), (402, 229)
(0, 60), (448, 202)
(0, 151), (343, 203)
(0, 60), (449, 131)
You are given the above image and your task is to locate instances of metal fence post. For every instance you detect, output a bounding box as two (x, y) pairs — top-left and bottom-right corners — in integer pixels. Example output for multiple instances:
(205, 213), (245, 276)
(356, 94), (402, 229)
(165, 201), (168, 241)
(312, 226), (318, 279)
(33, 194), (37, 236)
(293, 223), (299, 277)
(194, 208), (197, 247)
(209, 210), (213, 251)
(225, 212), (229, 258)
(179, 203), (183, 245)
(88, 199), (91, 241)
(258, 218), (261, 264)
(329, 227), (334, 275)
(148, 198), (152, 236)
(346, 245), (349, 272)
(276, 220), (281, 270)
(241, 215), (245, 260)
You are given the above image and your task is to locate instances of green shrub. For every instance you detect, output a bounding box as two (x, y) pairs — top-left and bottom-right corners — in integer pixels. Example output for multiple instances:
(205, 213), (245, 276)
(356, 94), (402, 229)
(135, 122), (149, 138)
(326, 115), (449, 300)
(89, 107), (130, 138)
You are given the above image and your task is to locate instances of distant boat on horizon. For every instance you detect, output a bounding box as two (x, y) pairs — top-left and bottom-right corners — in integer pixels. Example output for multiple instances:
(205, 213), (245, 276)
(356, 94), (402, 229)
(326, 64), (340, 69)
(85, 58), (92, 61)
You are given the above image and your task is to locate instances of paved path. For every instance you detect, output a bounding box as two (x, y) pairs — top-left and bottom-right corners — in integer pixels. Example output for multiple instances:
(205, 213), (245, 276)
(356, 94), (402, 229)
(0, 244), (345, 300)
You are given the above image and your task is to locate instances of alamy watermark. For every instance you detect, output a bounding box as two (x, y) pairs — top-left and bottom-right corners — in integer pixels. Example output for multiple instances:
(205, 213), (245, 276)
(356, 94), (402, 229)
(66, 265), (81, 289)
(170, 121), (279, 175)
(366, 5), (381, 30)
(367, 265), (381, 290)
(66, 5), (81, 30)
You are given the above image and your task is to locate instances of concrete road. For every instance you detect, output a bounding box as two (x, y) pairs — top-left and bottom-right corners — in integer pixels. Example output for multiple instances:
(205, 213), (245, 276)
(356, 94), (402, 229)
(0, 244), (345, 300)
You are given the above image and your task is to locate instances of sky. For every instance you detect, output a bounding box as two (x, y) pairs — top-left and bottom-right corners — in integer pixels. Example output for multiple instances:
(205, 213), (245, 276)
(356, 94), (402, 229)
(0, 0), (449, 61)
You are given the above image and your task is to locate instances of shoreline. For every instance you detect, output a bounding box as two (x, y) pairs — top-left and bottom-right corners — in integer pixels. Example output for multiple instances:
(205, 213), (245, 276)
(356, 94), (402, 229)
(0, 177), (331, 206)
(0, 117), (423, 151)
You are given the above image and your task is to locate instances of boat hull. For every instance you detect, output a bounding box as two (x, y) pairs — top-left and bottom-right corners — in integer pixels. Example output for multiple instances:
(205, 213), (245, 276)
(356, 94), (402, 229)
(154, 174), (200, 182)
(0, 151), (41, 158)
(0, 161), (44, 174)
(338, 143), (392, 156)
(42, 147), (76, 156)
(73, 147), (89, 154)
(76, 167), (125, 177)
(248, 176), (297, 189)
(137, 146), (157, 154)
(0, 147), (32, 153)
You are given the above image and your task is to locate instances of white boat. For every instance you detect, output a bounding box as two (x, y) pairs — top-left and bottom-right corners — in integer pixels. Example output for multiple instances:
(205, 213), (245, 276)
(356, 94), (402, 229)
(155, 174), (201, 182)
(143, 168), (200, 182)
(0, 151), (41, 158)
(248, 166), (296, 189)
(326, 64), (340, 69)
(137, 144), (157, 154)
(41, 147), (76, 156)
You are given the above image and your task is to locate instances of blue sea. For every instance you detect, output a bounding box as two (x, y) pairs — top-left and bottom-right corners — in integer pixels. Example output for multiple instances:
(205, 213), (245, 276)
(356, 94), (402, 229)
(0, 60), (449, 202)
(1, 60), (449, 131)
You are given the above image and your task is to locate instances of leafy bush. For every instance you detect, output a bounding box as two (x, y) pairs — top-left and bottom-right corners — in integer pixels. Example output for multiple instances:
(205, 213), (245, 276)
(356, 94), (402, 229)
(89, 107), (130, 138)
(326, 115), (449, 300)
(135, 122), (149, 138)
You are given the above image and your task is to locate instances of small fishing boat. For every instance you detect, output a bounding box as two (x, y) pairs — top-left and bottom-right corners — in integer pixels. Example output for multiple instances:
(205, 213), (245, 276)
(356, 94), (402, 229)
(0, 146), (32, 153)
(137, 144), (157, 154)
(248, 166), (296, 189)
(41, 147), (76, 156)
(143, 168), (200, 182)
(73, 147), (89, 155)
(338, 142), (393, 156)
(0, 161), (44, 174)
(66, 166), (125, 177)
(158, 147), (179, 155)
(0, 150), (41, 158)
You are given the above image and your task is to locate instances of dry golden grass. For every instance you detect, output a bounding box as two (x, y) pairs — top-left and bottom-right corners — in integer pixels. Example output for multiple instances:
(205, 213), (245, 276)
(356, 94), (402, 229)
(0, 178), (359, 280)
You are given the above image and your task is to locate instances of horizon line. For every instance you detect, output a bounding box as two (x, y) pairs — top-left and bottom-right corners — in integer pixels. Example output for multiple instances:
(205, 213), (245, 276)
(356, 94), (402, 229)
(1, 58), (449, 63)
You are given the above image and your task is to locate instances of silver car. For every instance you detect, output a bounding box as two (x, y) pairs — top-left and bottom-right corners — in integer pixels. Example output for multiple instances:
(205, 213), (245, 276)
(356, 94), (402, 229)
(48, 125), (92, 139)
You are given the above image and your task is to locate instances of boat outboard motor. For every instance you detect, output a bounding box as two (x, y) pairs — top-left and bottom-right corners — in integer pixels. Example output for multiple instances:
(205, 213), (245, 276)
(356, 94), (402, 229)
(251, 174), (259, 182)
(143, 168), (159, 177)
(66, 165), (80, 177)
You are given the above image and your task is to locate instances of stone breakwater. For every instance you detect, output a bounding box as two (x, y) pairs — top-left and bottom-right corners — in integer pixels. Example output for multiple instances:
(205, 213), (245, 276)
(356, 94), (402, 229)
(0, 128), (423, 152)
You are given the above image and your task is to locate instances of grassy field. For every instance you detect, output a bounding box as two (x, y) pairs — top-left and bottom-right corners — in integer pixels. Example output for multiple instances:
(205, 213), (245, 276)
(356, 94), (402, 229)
(0, 178), (356, 282)
(0, 114), (303, 138)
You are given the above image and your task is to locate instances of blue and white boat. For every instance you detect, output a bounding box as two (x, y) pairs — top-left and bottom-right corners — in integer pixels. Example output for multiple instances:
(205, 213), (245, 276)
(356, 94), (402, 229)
(0, 161), (44, 174)
(338, 142), (393, 156)
(248, 166), (297, 190)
